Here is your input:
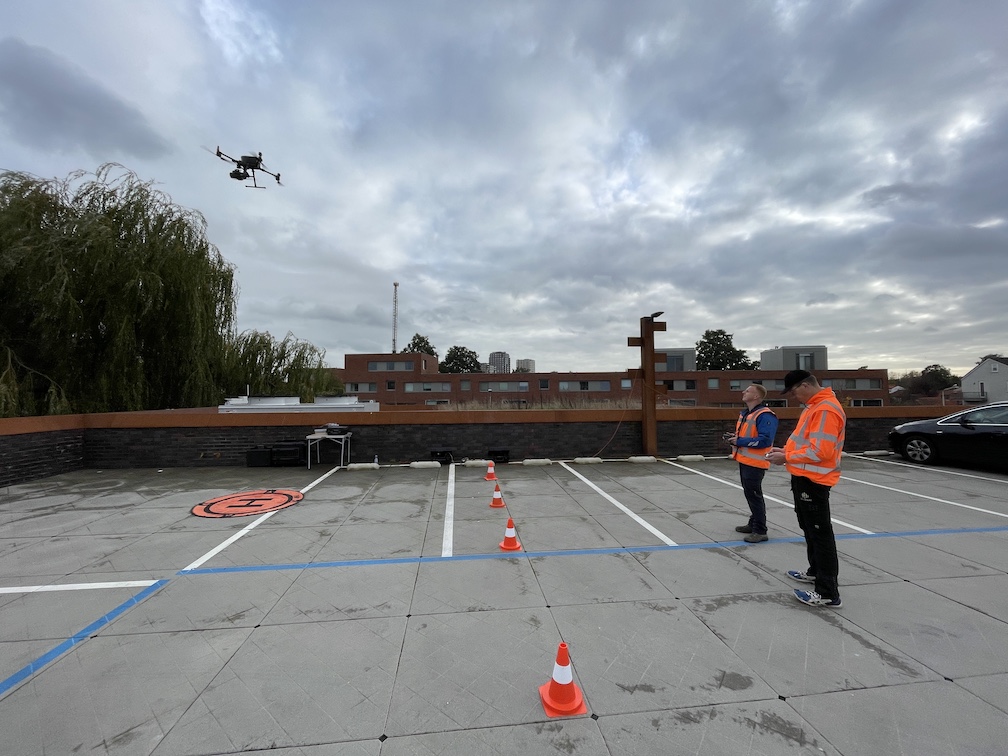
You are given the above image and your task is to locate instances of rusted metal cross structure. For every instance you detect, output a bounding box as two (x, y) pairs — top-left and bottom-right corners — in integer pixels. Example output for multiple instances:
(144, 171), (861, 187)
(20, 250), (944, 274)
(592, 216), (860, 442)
(628, 313), (667, 456)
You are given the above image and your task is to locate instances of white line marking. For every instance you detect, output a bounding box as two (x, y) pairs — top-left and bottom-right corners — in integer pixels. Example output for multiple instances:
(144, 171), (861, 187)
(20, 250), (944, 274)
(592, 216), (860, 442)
(559, 461), (678, 545)
(854, 454), (1008, 484)
(181, 511), (276, 572)
(181, 467), (340, 573)
(301, 464), (343, 493)
(842, 475), (1008, 519)
(661, 459), (874, 535)
(0, 580), (158, 595)
(442, 463), (456, 557)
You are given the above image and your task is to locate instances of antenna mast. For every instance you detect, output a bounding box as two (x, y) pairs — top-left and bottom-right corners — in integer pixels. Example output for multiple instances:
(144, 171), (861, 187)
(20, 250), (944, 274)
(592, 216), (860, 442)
(392, 281), (399, 353)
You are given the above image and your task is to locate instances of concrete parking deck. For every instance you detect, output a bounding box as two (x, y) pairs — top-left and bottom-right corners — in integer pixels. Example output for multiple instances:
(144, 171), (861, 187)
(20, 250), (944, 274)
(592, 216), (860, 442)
(1, 455), (1007, 755)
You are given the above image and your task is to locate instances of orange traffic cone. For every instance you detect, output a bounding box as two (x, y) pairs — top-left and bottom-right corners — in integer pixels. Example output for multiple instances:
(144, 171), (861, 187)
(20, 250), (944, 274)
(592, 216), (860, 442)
(484, 460), (498, 481)
(499, 517), (521, 551)
(539, 642), (587, 717)
(489, 483), (506, 508)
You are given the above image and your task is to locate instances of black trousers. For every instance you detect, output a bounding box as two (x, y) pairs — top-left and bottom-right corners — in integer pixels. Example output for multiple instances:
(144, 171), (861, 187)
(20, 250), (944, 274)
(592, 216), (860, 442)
(739, 463), (768, 534)
(791, 475), (840, 600)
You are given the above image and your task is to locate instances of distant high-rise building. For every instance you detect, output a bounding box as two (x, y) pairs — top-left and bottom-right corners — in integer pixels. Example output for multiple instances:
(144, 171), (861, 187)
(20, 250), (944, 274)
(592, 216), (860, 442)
(479, 362), (492, 373)
(516, 359), (535, 373)
(489, 351), (511, 374)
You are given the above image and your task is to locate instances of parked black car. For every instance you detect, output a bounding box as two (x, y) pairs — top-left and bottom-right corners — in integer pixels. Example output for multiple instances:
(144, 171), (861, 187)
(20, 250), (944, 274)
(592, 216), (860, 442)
(889, 402), (1008, 468)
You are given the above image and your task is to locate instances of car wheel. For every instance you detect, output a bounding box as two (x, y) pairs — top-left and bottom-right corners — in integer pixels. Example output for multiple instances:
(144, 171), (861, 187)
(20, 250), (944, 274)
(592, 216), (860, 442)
(902, 435), (937, 464)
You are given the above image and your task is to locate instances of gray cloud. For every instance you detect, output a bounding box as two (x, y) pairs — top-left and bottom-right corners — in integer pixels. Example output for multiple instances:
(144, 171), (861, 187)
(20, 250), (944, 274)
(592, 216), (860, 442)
(3, 1), (1006, 376)
(0, 37), (170, 160)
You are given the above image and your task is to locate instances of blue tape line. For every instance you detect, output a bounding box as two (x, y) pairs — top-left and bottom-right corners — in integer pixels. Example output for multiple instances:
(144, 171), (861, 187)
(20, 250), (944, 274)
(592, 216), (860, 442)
(175, 524), (1008, 575)
(0, 580), (169, 699)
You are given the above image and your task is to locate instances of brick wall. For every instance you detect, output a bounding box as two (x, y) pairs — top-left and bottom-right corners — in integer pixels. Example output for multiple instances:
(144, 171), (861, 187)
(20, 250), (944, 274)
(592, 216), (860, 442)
(0, 408), (931, 487)
(0, 430), (84, 487)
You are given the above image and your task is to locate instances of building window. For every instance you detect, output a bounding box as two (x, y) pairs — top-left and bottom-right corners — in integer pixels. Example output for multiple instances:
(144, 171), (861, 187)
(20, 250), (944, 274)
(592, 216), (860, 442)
(368, 361), (414, 371)
(851, 399), (883, 407)
(386, 381), (396, 390)
(729, 380), (741, 390)
(345, 383), (377, 393)
(478, 381), (528, 392)
(707, 378), (719, 389)
(559, 380), (611, 391)
(796, 353), (815, 370)
(621, 378), (632, 389)
(666, 355), (685, 371)
(671, 380), (696, 391)
(667, 398), (696, 407)
(425, 398), (449, 406)
(460, 380), (471, 391)
(405, 382), (450, 392)
(539, 378), (549, 390)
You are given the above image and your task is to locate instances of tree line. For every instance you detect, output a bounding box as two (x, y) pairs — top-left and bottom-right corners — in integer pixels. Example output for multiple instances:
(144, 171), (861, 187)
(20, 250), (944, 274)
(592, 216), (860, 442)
(0, 165), (339, 417)
(400, 328), (759, 373)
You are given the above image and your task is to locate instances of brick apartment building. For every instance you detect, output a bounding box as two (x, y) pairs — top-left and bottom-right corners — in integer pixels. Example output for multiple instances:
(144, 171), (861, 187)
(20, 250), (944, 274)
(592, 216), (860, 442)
(332, 350), (889, 409)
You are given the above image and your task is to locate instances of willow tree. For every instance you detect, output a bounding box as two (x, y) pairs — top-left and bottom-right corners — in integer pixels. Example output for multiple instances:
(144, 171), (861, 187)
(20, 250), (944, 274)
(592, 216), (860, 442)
(221, 330), (340, 401)
(0, 165), (237, 415)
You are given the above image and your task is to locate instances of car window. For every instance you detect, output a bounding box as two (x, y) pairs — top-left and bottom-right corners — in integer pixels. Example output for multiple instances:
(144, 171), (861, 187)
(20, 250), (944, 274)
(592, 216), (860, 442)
(962, 407), (1008, 425)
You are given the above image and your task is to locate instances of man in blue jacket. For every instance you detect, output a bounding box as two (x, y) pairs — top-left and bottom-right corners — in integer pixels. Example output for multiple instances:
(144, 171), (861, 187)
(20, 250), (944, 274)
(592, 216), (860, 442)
(727, 383), (779, 543)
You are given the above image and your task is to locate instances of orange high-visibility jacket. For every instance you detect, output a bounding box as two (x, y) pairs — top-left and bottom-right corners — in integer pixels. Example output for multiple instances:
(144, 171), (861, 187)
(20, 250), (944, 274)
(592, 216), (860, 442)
(732, 406), (776, 469)
(784, 387), (846, 486)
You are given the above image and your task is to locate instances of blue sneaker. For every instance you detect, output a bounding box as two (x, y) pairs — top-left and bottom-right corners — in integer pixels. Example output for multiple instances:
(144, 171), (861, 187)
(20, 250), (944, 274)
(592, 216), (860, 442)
(787, 570), (815, 584)
(794, 588), (842, 608)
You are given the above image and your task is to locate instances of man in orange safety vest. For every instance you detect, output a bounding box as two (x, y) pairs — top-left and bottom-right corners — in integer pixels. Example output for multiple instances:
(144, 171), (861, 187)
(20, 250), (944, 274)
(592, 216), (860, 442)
(727, 384), (778, 543)
(766, 370), (846, 609)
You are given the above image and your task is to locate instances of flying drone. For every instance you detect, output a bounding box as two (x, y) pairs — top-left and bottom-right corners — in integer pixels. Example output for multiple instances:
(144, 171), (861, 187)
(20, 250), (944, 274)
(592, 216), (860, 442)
(208, 146), (282, 188)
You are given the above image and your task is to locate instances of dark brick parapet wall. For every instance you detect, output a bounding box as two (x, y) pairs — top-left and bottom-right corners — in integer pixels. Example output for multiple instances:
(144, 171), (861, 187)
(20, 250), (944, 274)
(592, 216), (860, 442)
(0, 407), (943, 487)
(0, 430), (84, 486)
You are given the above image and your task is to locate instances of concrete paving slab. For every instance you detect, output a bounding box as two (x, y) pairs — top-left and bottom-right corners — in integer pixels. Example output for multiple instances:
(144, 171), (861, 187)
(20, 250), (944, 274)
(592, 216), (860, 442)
(312, 521), (429, 561)
(904, 530), (1008, 572)
(836, 582), (1008, 678)
(152, 618), (405, 754)
(63, 505), (194, 536)
(2, 458), (1007, 755)
(381, 718), (609, 755)
(412, 557), (543, 614)
(598, 698), (843, 755)
(789, 680), (1008, 756)
(108, 572), (298, 633)
(530, 552), (674, 605)
(510, 514), (624, 552)
(0, 533), (145, 577)
(0, 584), (161, 641)
(957, 672), (1008, 716)
(84, 530), (290, 573)
(686, 590), (939, 696)
(262, 563), (419, 624)
(0, 627), (249, 756)
(197, 525), (334, 567)
(918, 573), (1008, 623)
(551, 600), (780, 714)
(385, 607), (569, 737)
(502, 492), (589, 518)
(837, 536), (999, 580)
(635, 546), (786, 598)
(593, 511), (718, 546)
(728, 538), (905, 588)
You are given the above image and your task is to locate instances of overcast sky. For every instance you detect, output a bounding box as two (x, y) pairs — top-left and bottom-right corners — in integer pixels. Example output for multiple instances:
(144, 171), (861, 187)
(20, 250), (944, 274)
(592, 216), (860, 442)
(2, 1), (1005, 375)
